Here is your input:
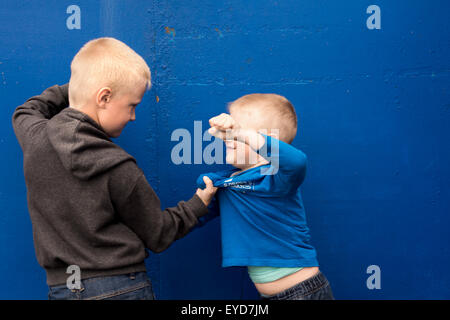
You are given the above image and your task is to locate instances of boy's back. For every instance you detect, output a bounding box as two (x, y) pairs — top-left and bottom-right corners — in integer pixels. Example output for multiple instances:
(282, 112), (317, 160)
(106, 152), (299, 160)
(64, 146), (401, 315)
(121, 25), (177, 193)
(13, 84), (209, 287)
(11, 38), (216, 299)
(15, 84), (143, 285)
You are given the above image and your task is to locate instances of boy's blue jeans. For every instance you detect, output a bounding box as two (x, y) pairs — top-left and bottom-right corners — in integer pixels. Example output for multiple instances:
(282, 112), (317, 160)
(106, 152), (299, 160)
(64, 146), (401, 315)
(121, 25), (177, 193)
(260, 271), (334, 300)
(48, 272), (155, 300)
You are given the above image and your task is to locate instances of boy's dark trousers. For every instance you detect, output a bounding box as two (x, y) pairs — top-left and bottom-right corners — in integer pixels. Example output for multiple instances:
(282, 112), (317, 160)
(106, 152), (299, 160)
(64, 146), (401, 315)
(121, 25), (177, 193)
(48, 272), (155, 300)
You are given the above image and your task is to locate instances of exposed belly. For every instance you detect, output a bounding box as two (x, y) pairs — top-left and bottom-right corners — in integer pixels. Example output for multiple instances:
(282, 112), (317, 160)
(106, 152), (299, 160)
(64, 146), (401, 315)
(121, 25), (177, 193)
(253, 266), (320, 296)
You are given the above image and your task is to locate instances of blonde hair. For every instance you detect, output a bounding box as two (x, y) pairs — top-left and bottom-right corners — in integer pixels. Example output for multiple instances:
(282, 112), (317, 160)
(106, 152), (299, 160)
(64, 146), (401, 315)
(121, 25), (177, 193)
(69, 37), (151, 106)
(228, 93), (298, 144)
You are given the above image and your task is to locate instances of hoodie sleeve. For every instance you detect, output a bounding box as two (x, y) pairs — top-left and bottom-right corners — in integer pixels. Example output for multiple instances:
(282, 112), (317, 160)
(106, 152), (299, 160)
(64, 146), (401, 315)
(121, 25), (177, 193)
(12, 84), (69, 150)
(195, 195), (220, 228)
(109, 161), (209, 253)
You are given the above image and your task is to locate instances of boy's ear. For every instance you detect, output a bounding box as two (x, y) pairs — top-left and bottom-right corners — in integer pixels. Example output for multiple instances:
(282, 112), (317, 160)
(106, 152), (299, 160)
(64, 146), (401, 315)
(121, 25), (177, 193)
(96, 87), (112, 108)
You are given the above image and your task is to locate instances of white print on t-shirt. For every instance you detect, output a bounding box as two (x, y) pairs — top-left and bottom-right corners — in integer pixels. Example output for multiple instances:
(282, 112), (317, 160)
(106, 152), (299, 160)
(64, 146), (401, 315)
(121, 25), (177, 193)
(224, 180), (254, 190)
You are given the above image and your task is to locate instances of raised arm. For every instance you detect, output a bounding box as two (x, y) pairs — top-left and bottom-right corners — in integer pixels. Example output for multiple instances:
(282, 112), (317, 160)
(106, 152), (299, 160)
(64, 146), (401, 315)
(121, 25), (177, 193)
(12, 84), (69, 150)
(208, 113), (307, 192)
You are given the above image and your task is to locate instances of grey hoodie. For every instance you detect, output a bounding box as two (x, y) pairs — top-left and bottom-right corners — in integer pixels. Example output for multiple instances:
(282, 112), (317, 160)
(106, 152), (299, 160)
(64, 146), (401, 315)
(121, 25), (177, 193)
(12, 84), (209, 285)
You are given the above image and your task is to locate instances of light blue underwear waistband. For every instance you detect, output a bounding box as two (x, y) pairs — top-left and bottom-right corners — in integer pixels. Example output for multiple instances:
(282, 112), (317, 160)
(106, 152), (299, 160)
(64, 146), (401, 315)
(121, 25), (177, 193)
(248, 266), (303, 283)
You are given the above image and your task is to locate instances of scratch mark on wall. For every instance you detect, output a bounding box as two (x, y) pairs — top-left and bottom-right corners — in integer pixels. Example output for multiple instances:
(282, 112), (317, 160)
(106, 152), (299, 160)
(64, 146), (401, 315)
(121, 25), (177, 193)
(214, 28), (223, 38)
(164, 26), (176, 37)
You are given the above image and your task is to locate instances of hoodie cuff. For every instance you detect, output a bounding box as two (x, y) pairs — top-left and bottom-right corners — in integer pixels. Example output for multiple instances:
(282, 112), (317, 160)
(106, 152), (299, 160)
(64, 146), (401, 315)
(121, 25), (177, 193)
(186, 194), (210, 219)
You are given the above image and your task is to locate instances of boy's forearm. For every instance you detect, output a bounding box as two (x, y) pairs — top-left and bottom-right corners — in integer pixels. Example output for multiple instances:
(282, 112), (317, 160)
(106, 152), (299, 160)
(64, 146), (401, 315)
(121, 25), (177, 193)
(116, 173), (209, 253)
(233, 128), (266, 151)
(23, 84), (69, 118)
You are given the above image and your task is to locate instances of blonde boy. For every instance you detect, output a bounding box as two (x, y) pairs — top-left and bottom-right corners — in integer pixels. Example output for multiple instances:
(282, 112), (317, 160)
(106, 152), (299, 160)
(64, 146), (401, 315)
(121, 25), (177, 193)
(12, 38), (216, 300)
(198, 94), (334, 300)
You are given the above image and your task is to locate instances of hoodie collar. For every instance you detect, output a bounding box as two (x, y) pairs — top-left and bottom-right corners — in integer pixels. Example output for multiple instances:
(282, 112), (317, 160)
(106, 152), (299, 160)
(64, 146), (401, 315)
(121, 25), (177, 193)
(46, 107), (135, 180)
(63, 107), (109, 136)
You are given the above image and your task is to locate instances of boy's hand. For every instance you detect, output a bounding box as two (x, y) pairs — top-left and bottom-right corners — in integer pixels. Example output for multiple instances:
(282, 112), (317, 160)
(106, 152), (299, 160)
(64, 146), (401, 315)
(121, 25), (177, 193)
(209, 113), (238, 131)
(208, 113), (266, 151)
(195, 176), (217, 206)
(208, 113), (240, 140)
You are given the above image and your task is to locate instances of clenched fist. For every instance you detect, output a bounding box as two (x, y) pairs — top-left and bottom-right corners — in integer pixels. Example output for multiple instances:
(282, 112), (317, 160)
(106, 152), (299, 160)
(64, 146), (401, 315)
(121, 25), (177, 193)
(208, 113), (240, 141)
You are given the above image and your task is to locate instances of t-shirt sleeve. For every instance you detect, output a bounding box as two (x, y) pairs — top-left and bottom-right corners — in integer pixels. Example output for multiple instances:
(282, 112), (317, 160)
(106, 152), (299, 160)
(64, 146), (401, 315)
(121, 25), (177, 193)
(256, 134), (307, 193)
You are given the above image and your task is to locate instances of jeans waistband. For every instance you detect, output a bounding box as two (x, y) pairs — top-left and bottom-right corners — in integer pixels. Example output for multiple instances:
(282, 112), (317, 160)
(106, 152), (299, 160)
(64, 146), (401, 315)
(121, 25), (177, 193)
(45, 262), (147, 286)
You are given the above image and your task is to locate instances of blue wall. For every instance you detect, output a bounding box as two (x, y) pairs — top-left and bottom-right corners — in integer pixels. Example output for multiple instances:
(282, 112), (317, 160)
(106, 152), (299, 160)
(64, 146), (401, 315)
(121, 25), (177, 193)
(1, 0), (449, 299)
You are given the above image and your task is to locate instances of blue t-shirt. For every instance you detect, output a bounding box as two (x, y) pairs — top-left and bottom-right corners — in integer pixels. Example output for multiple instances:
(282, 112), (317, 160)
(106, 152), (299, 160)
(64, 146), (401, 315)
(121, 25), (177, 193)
(196, 134), (319, 268)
